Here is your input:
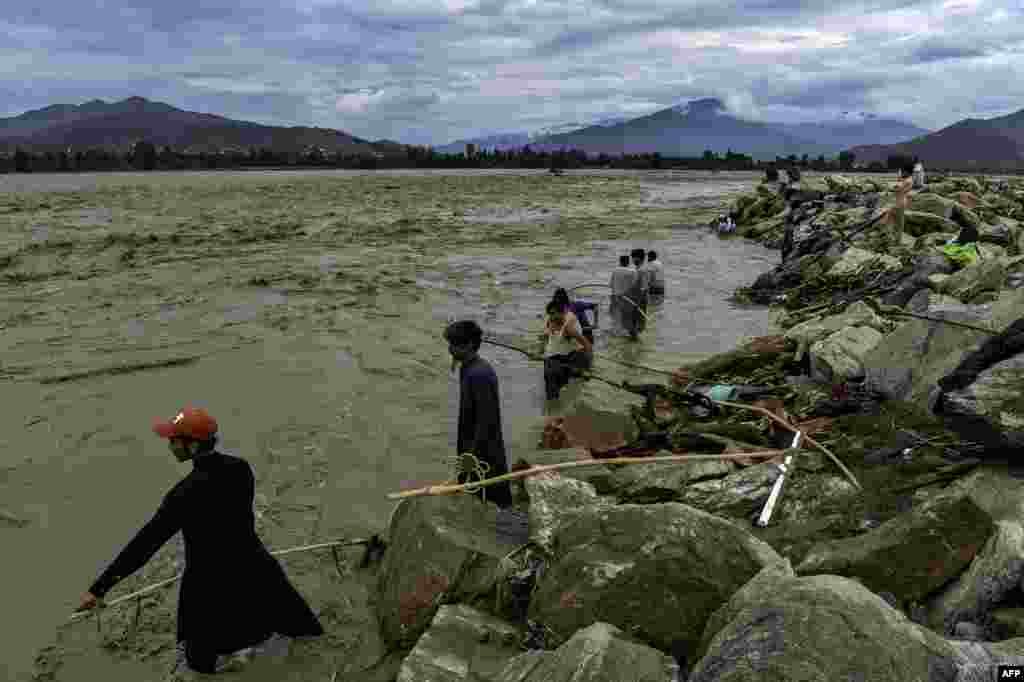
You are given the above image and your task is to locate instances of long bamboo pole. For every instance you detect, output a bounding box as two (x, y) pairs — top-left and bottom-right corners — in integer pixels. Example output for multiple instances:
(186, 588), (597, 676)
(68, 538), (371, 622)
(386, 449), (787, 500)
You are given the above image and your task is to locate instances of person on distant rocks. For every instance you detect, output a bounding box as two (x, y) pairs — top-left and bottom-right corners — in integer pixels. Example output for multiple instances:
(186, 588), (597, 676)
(765, 163), (779, 183)
(552, 287), (597, 344)
(540, 300), (593, 401)
(610, 255), (637, 336)
(76, 407), (324, 678)
(785, 165), (801, 185)
(881, 162), (915, 252)
(912, 159), (926, 189)
(646, 250), (666, 304)
(444, 320), (513, 508)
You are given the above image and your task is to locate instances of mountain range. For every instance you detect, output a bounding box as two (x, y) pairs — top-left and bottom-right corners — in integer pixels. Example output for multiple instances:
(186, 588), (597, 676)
(848, 108), (1024, 169)
(509, 99), (931, 161)
(1, 95), (1022, 168)
(0, 97), (393, 155)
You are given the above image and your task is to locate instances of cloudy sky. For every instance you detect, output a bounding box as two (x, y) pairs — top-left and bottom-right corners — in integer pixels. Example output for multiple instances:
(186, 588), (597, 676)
(1, 0), (1022, 145)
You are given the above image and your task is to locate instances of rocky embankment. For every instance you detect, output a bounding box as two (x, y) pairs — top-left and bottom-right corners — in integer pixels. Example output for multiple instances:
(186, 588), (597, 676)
(349, 173), (1024, 681)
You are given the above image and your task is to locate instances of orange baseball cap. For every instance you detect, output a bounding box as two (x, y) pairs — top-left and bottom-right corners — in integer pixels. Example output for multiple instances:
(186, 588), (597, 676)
(152, 406), (218, 440)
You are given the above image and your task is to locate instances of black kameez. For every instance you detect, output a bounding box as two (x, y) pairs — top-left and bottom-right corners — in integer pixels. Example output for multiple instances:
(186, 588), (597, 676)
(457, 356), (512, 507)
(89, 452), (323, 673)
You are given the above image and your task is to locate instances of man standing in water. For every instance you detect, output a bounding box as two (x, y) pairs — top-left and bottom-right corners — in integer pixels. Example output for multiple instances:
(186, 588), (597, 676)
(646, 250), (665, 305)
(628, 248), (650, 339)
(76, 407), (324, 678)
(610, 255), (637, 336)
(444, 320), (513, 508)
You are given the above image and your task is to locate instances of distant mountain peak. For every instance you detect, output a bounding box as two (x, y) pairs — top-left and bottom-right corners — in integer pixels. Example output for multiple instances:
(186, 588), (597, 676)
(671, 98), (726, 117)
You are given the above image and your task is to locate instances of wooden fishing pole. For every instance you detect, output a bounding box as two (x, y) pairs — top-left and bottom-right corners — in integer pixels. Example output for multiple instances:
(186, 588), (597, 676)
(387, 449), (788, 500)
(481, 337), (640, 392)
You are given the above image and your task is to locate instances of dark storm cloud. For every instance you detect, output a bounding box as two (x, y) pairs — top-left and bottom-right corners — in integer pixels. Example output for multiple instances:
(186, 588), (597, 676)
(0, 0), (1022, 143)
(908, 41), (988, 64)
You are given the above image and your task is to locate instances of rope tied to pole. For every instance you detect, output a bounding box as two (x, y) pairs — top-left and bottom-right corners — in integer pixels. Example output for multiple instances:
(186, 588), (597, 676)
(444, 452), (491, 502)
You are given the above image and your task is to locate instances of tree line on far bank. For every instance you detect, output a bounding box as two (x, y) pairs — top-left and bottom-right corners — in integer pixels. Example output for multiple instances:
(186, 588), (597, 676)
(0, 142), (1011, 175)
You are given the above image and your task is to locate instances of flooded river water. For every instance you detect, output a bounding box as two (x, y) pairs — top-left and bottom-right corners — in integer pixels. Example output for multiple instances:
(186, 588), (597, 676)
(0, 168), (779, 680)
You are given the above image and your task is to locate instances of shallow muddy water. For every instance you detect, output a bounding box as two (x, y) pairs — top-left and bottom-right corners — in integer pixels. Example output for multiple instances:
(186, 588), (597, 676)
(0, 168), (777, 680)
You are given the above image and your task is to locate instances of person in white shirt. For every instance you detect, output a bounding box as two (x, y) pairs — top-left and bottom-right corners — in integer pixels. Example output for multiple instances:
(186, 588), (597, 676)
(646, 250), (665, 304)
(629, 249), (649, 338)
(912, 160), (925, 189)
(609, 255), (637, 336)
(539, 300), (593, 400)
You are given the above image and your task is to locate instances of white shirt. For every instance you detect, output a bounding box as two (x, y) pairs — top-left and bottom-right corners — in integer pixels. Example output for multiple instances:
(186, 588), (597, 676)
(646, 259), (665, 289)
(610, 266), (637, 296)
(636, 263), (653, 292)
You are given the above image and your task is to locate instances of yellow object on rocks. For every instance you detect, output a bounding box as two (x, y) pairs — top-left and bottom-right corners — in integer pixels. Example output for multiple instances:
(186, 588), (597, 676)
(940, 242), (980, 268)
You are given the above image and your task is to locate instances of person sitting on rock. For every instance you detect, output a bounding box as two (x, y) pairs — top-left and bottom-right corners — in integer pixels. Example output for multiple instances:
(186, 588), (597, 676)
(765, 163), (779, 183)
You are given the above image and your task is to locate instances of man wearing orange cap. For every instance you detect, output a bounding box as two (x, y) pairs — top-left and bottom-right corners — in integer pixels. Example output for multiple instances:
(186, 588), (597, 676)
(76, 406), (323, 677)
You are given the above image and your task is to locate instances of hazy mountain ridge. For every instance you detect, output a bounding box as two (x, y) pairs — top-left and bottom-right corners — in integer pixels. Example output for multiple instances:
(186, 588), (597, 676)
(0, 97), (382, 155)
(848, 107), (1024, 168)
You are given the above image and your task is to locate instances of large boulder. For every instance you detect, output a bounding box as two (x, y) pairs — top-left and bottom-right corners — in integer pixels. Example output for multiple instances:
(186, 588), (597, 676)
(784, 300), (894, 359)
(739, 215), (786, 239)
(925, 521), (1024, 636)
(904, 210), (962, 237)
(952, 202), (986, 233)
(949, 639), (1024, 680)
(809, 325), (885, 382)
(729, 194), (758, 221)
(944, 258), (1008, 302)
(980, 217), (1019, 248)
(495, 622), (679, 682)
(822, 174), (861, 193)
(376, 495), (531, 648)
(525, 472), (613, 554)
(940, 349), (1024, 432)
(910, 193), (956, 220)
(795, 490), (995, 604)
(863, 287), (1024, 403)
(991, 609), (1024, 639)
(610, 450), (736, 505)
(1004, 255), (1024, 289)
(528, 503), (784, 654)
(396, 605), (524, 682)
(826, 246), (903, 279)
(689, 563), (1021, 682)
(677, 462), (782, 519)
(771, 469), (860, 525)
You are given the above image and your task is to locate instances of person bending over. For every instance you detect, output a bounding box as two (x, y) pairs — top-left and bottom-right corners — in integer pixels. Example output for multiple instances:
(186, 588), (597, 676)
(540, 301), (593, 400)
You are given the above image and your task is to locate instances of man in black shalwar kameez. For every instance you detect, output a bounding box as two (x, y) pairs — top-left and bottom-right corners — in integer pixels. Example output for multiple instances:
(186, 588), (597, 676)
(444, 320), (513, 508)
(76, 406), (323, 676)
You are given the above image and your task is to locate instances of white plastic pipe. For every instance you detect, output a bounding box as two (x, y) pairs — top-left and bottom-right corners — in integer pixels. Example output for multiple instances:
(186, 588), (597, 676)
(756, 430), (803, 528)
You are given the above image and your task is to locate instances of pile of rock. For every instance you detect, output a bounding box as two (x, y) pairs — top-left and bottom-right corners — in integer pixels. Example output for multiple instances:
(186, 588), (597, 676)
(364, 463), (1024, 681)
(343, 174), (1024, 681)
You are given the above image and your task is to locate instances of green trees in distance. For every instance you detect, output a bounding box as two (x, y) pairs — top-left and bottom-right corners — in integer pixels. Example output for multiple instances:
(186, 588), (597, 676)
(0, 143), (1006, 174)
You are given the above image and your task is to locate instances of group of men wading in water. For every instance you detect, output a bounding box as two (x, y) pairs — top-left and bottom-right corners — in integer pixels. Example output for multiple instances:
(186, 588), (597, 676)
(74, 254), (665, 678)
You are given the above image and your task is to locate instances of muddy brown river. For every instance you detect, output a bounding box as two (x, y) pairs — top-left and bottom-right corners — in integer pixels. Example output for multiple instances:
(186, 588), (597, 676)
(0, 168), (779, 681)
